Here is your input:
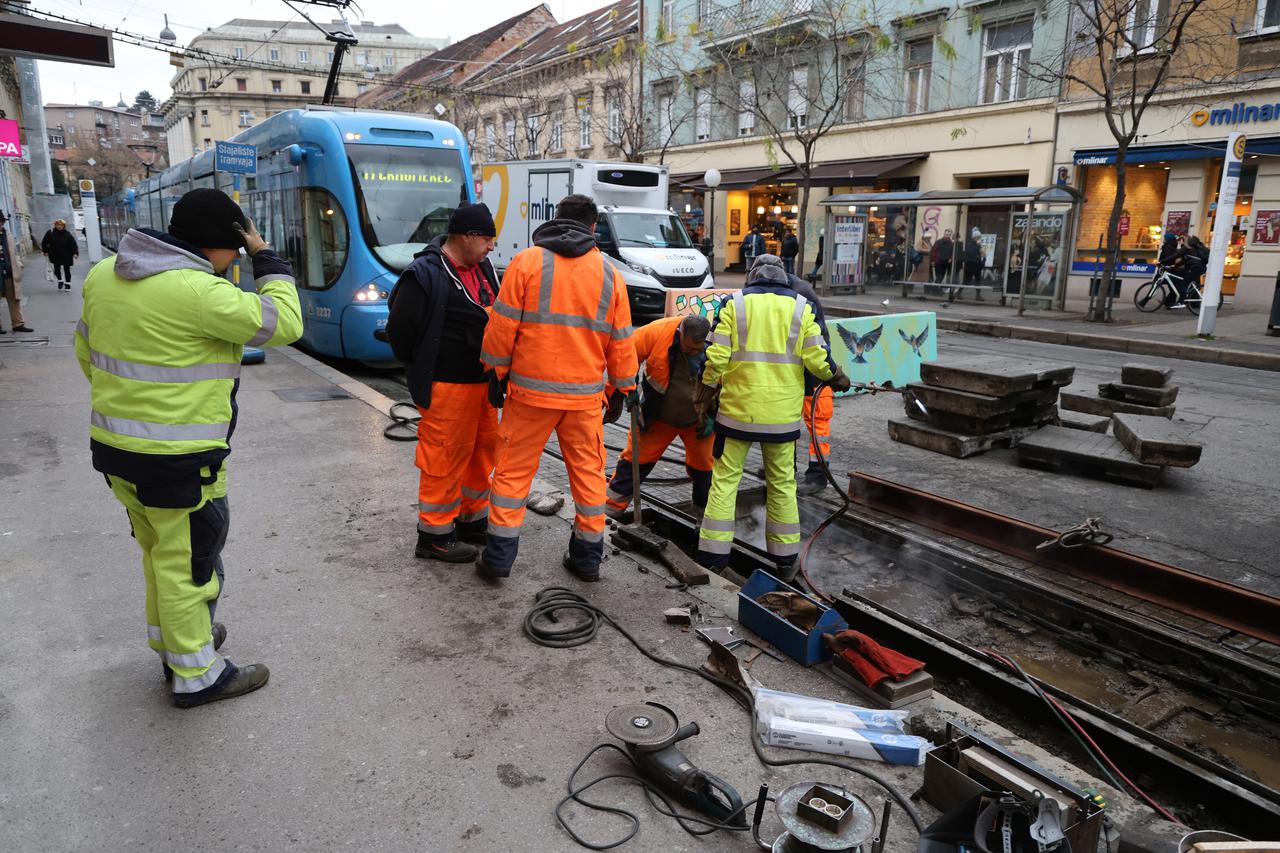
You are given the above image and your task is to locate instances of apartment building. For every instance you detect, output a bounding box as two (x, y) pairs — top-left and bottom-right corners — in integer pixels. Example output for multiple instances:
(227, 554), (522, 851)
(163, 19), (448, 162)
(45, 102), (168, 196)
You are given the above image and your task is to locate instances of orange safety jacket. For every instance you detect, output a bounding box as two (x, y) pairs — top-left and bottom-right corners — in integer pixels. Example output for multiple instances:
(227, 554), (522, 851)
(482, 226), (638, 411)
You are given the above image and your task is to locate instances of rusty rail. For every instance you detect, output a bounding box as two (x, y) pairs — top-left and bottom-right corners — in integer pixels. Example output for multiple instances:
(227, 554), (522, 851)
(848, 472), (1280, 646)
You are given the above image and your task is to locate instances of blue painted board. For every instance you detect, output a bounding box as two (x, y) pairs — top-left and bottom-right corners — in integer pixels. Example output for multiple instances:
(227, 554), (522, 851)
(825, 311), (936, 393)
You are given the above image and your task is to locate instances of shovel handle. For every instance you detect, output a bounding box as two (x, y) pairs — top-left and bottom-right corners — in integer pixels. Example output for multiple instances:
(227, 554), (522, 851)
(630, 402), (644, 526)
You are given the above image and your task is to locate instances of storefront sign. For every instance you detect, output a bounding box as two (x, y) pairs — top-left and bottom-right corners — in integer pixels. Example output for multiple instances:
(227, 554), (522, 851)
(0, 119), (22, 158)
(1191, 102), (1280, 128)
(1070, 260), (1156, 277)
(1118, 216), (1130, 236)
(1165, 210), (1191, 237)
(1253, 209), (1280, 245)
(833, 219), (864, 263)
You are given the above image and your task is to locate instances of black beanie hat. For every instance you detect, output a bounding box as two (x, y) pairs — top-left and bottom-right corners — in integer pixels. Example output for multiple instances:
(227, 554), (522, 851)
(448, 202), (496, 237)
(168, 188), (249, 250)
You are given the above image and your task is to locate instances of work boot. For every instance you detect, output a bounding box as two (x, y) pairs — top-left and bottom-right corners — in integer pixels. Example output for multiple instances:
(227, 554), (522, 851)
(173, 662), (269, 708)
(164, 622), (228, 681)
(455, 519), (488, 546)
(415, 530), (478, 563)
(13, 325), (33, 333)
(562, 551), (601, 583)
(475, 556), (510, 581)
(795, 464), (828, 496)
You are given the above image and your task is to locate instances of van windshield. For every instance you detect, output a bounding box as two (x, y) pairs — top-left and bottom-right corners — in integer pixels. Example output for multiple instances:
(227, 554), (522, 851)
(609, 211), (694, 249)
(347, 144), (468, 271)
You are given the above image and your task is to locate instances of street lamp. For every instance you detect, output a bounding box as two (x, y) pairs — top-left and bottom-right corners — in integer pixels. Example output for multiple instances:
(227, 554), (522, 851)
(159, 14), (177, 44)
(703, 168), (721, 275)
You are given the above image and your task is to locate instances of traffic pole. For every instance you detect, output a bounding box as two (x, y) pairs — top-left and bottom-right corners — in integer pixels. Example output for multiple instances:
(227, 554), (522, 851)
(1197, 132), (1245, 338)
(232, 172), (241, 287)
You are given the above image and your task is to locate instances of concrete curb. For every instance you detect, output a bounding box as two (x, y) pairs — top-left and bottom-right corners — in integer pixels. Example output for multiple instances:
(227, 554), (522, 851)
(274, 345), (401, 414)
(825, 305), (1280, 372)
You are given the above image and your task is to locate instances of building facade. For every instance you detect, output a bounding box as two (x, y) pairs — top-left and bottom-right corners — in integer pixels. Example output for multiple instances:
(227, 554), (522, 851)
(163, 19), (447, 162)
(45, 102), (168, 196)
(0, 56), (33, 258)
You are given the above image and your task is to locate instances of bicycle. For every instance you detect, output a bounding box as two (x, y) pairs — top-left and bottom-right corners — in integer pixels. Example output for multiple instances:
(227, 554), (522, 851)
(1132, 265), (1222, 315)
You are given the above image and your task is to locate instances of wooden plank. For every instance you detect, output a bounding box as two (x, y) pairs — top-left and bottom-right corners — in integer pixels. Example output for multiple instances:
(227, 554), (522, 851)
(920, 357), (1075, 397)
(1191, 844), (1280, 853)
(906, 382), (1058, 419)
(1112, 413), (1204, 467)
(1056, 411), (1111, 433)
(1060, 390), (1174, 419)
(887, 418), (1036, 458)
(1099, 381), (1179, 407)
(1017, 426), (1164, 487)
(1122, 363), (1175, 388)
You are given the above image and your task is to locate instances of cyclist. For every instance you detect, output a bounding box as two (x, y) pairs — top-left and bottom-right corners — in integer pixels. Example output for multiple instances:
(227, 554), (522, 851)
(1157, 233), (1190, 308)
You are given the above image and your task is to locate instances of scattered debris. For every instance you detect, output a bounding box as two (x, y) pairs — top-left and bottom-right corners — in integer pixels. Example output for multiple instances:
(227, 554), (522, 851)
(526, 491), (565, 516)
(664, 607), (692, 625)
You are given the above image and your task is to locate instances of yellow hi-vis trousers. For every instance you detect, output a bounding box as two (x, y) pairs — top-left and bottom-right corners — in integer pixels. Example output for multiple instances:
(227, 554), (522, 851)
(696, 437), (801, 568)
(108, 472), (227, 694)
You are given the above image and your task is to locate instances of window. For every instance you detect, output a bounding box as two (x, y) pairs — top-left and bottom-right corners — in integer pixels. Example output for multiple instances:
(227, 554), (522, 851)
(236, 78), (247, 92)
(982, 20), (1032, 103)
(466, 125), (476, 150)
(1125, 0), (1169, 52)
(357, 83), (369, 95)
(66, 110), (75, 118)
(1259, 0), (1280, 32)
(843, 54), (866, 120)
(198, 77), (207, 91)
(904, 39), (932, 114)
(269, 48), (280, 61)
(233, 46), (245, 60)
(383, 53), (394, 67)
(298, 48), (310, 63)
(202, 137), (212, 149)
(300, 189), (348, 288)
(607, 89), (622, 144)
(485, 122), (497, 158)
(357, 52), (369, 67)
(524, 113), (542, 156)
(504, 117), (516, 156)
(200, 109), (210, 127)
(699, 0), (714, 22)
(550, 109), (564, 150)
(239, 110), (255, 127)
(660, 0), (675, 35)
(787, 65), (809, 129)
(655, 87), (674, 142)
(577, 94), (592, 148)
(695, 87), (711, 141)
(49, 132), (64, 146)
(328, 50), (335, 62)
(738, 79), (755, 135)
(271, 79), (282, 93)
(301, 81), (312, 95)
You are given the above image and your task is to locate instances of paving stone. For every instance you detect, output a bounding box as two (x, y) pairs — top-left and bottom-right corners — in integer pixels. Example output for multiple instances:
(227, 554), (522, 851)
(1111, 413), (1203, 467)
(1060, 390), (1175, 419)
(1247, 640), (1280, 661)
(1098, 381), (1179, 407)
(1056, 410), (1110, 433)
(919, 357), (1075, 396)
(886, 418), (1036, 458)
(1016, 425), (1164, 487)
(1121, 363), (1175, 388)
(1223, 634), (1261, 652)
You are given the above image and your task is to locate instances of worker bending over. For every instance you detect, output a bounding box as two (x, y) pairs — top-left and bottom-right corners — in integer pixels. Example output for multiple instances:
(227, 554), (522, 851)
(695, 264), (851, 576)
(479, 194), (638, 582)
(386, 203), (500, 564)
(605, 314), (714, 519)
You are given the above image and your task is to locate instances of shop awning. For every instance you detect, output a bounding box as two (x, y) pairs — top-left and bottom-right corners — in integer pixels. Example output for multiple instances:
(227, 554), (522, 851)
(1073, 136), (1280, 166)
(803, 154), (926, 186)
(671, 166), (795, 190)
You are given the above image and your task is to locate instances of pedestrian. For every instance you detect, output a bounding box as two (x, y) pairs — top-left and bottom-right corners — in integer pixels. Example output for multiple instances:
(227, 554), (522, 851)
(780, 227), (799, 275)
(806, 230), (824, 284)
(695, 262), (851, 578)
(605, 314), (715, 519)
(76, 188), (302, 707)
(962, 228), (984, 286)
(0, 211), (32, 334)
(478, 193), (638, 582)
(741, 224), (766, 270)
(931, 229), (953, 284)
(41, 218), (80, 291)
(386, 202), (501, 564)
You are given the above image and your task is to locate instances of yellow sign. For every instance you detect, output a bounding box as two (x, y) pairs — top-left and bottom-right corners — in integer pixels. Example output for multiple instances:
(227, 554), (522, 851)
(1191, 110), (1209, 127)
(481, 164), (509, 236)
(78, 179), (94, 192)
(1233, 135), (1248, 159)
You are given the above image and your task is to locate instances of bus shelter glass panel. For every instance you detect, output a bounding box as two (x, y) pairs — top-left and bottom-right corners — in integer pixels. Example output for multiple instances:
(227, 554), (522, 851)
(1006, 210), (1069, 302)
(829, 214), (865, 288)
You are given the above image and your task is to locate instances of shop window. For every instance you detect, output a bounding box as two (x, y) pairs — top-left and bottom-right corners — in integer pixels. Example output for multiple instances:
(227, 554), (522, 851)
(1258, 0), (1280, 33)
(695, 87), (711, 141)
(904, 40), (932, 114)
(1125, 0), (1169, 53)
(788, 66), (809, 129)
(738, 79), (756, 136)
(982, 20), (1032, 103)
(300, 189), (348, 289)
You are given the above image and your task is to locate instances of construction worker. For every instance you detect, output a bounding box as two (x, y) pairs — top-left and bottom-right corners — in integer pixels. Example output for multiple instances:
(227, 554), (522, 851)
(748, 254), (838, 495)
(479, 193), (638, 582)
(694, 263), (851, 576)
(604, 314), (715, 518)
(386, 203), (500, 563)
(76, 188), (302, 707)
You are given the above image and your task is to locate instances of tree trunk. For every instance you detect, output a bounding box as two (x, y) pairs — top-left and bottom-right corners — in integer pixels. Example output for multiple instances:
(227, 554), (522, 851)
(1099, 149), (1128, 321)
(797, 174), (812, 276)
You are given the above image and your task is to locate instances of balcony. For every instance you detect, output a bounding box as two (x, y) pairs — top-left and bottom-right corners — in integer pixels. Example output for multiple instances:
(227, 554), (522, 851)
(698, 0), (818, 47)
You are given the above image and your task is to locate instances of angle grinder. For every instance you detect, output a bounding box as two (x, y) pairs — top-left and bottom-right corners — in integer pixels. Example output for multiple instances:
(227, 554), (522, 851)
(605, 702), (746, 827)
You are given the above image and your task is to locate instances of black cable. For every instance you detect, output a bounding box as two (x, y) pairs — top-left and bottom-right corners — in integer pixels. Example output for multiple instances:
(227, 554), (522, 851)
(523, 587), (926, 847)
(383, 401), (419, 441)
(796, 380), (847, 602)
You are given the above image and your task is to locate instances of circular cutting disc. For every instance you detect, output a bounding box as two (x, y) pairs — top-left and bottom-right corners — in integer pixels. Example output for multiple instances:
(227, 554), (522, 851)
(605, 703), (679, 749)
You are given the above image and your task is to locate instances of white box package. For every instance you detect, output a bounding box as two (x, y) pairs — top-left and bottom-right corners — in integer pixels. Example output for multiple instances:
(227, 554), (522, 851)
(753, 688), (909, 734)
(758, 717), (929, 766)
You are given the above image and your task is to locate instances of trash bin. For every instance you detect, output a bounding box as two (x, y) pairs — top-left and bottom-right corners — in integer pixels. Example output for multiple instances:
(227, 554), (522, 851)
(1269, 272), (1280, 337)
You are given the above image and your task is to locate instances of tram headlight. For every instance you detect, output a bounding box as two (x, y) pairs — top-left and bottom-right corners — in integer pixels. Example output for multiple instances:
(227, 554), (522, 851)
(354, 283), (388, 303)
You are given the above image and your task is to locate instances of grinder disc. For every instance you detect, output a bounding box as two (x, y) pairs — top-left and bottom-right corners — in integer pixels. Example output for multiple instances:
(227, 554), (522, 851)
(606, 702), (679, 750)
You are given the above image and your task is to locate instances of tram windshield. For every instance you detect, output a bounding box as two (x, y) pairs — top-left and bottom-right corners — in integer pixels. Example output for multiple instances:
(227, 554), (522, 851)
(348, 144), (468, 271)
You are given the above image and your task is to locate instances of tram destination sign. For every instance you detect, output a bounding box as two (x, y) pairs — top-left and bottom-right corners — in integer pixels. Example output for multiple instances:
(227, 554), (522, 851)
(215, 141), (257, 176)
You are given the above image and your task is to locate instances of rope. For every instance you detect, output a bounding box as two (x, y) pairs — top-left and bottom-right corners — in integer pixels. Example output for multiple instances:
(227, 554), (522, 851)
(1035, 517), (1114, 552)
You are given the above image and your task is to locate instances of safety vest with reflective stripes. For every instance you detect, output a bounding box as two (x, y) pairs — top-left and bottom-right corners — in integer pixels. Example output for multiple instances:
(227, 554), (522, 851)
(703, 286), (833, 440)
(481, 245), (638, 411)
(76, 246), (303, 457)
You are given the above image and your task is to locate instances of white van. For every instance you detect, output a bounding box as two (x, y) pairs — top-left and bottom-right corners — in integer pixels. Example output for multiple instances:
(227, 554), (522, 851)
(480, 158), (713, 322)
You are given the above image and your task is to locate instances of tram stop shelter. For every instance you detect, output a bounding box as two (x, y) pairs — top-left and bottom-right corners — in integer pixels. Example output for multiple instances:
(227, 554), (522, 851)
(818, 186), (1085, 313)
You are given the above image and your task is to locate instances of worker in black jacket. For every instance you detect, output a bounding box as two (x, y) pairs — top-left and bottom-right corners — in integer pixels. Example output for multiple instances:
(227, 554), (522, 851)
(385, 203), (501, 563)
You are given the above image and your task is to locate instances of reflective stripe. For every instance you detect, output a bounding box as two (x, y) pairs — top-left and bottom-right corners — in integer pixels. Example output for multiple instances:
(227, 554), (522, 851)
(611, 325), (634, 340)
(172, 655), (226, 694)
(606, 486), (630, 503)
(575, 503), (606, 517)
(480, 350), (511, 366)
(76, 319), (89, 339)
(573, 525), (605, 543)
(461, 486), (490, 501)
(165, 642), (217, 669)
(731, 351), (801, 365)
(804, 335), (825, 349)
(457, 509), (489, 523)
(765, 521), (803, 536)
(494, 300), (524, 320)
(609, 373), (636, 389)
(256, 273), (296, 288)
(708, 331), (730, 347)
(247, 294), (279, 347)
(596, 256), (614, 322)
(714, 412), (802, 435)
(486, 521), (522, 538)
(509, 371), (604, 396)
(700, 517), (737, 532)
(786, 295), (808, 354)
(89, 350), (241, 383)
(417, 520), (455, 535)
(147, 624), (163, 643)
(767, 539), (801, 556)
(539, 249), (555, 313)
(504, 309), (616, 334)
(732, 293), (748, 352)
(91, 410), (229, 442)
(419, 498), (461, 514)
(490, 493), (528, 510)
(697, 536), (733, 554)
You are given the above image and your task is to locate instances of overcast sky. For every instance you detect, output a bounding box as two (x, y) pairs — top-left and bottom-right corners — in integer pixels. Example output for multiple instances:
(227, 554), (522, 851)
(36, 0), (607, 106)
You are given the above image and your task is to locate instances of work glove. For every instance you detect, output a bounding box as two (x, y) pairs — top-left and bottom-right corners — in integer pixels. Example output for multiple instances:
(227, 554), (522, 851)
(486, 371), (508, 409)
(828, 369), (853, 394)
(692, 382), (719, 422)
(603, 390), (624, 425)
(697, 414), (715, 439)
(232, 218), (268, 257)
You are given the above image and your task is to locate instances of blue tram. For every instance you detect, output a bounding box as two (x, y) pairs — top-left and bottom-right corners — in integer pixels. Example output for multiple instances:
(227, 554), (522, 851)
(99, 107), (474, 361)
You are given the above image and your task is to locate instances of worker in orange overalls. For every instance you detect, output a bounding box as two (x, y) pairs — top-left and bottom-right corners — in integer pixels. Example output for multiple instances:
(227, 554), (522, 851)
(478, 193), (638, 581)
(386, 203), (500, 563)
(605, 314), (715, 519)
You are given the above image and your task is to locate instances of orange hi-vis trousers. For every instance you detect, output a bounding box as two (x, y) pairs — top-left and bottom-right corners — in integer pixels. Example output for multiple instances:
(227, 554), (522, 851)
(606, 419), (714, 513)
(803, 386), (834, 464)
(416, 382), (499, 540)
(482, 396), (608, 573)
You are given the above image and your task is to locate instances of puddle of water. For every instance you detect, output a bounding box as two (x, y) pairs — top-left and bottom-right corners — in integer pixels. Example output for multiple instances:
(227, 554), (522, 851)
(1172, 713), (1280, 790)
